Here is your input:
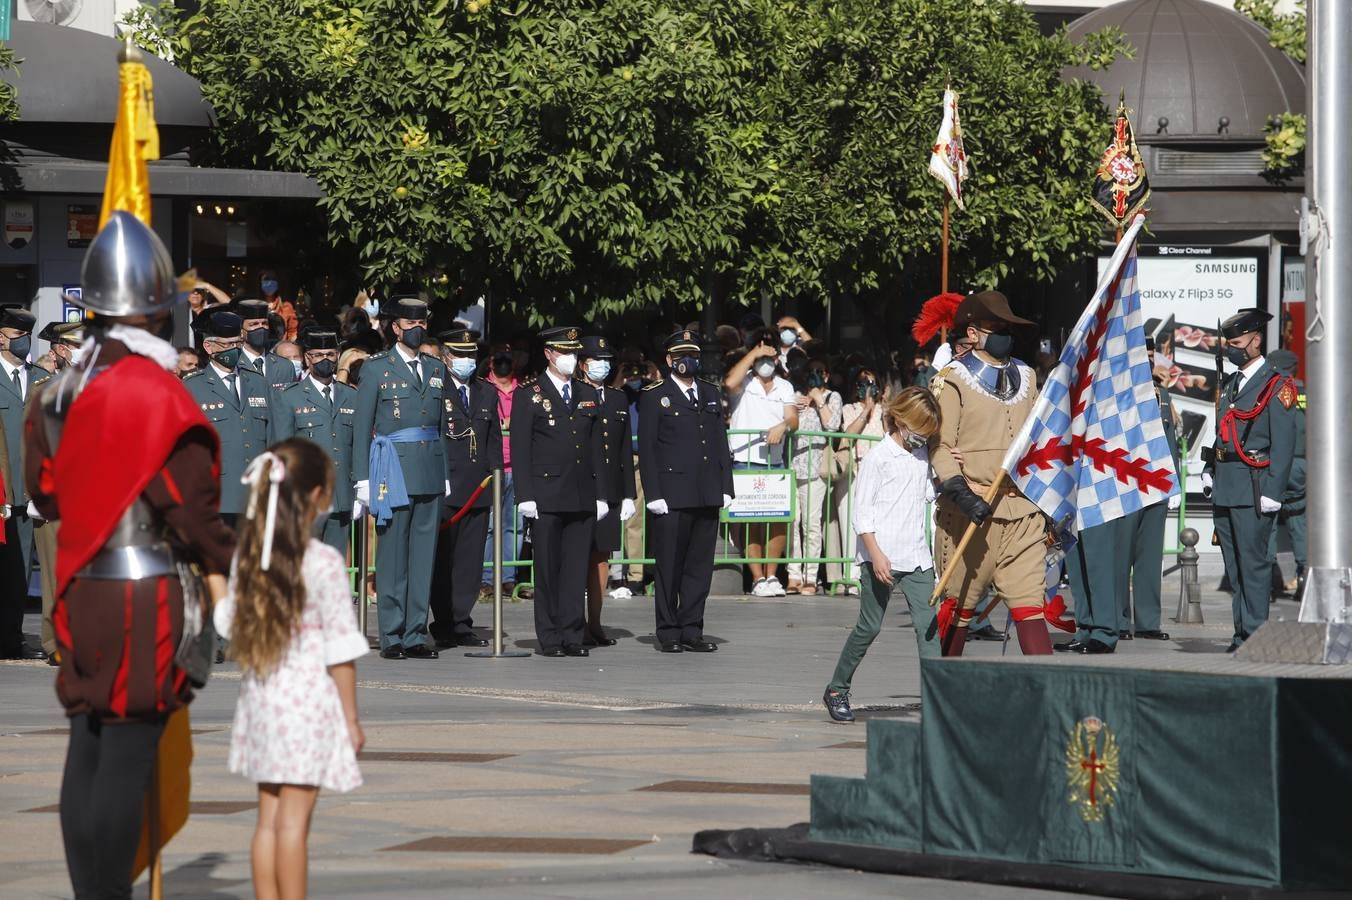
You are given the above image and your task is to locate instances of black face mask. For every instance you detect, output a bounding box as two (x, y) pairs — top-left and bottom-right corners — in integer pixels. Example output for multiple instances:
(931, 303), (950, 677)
(808, 371), (826, 389)
(6, 334), (30, 359)
(212, 347), (243, 370)
(672, 355), (700, 377)
(399, 325), (426, 350)
(244, 327), (270, 351)
(492, 354), (513, 377)
(310, 358), (337, 379)
(1224, 345), (1250, 368)
(982, 332), (1014, 359)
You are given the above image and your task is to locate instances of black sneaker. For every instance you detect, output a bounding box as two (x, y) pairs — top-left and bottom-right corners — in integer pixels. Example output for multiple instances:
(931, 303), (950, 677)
(823, 689), (855, 723)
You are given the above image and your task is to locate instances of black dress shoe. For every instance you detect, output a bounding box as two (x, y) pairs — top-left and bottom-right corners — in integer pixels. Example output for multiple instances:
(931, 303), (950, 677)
(1076, 639), (1115, 654)
(380, 646), (406, 660)
(1136, 629), (1171, 640)
(8, 644), (48, 661)
(433, 636), (458, 650)
(823, 688), (854, 723)
(404, 645), (439, 660)
(680, 639), (717, 653)
(1119, 630), (1135, 640)
(456, 634), (490, 648)
(969, 624), (1004, 642)
(563, 644), (590, 658)
(46, 654), (59, 667)
(658, 641), (683, 653)
(585, 630), (617, 647)
(1054, 640), (1085, 653)
(1225, 642), (1241, 654)
(538, 647), (566, 658)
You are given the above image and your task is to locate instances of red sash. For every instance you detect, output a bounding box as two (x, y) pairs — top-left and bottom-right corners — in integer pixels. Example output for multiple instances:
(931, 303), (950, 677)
(53, 355), (216, 595)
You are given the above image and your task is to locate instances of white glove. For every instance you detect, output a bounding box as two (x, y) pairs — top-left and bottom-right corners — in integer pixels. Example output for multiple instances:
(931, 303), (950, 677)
(722, 493), (734, 509)
(619, 498), (636, 521)
(1260, 495), (1282, 514)
(352, 499), (367, 520)
(26, 501), (44, 522)
(355, 480), (371, 505)
(1200, 473), (1213, 497)
(1167, 494), (1181, 511)
(596, 499), (609, 521)
(445, 479), (452, 497)
(519, 500), (539, 519)
(647, 498), (669, 516)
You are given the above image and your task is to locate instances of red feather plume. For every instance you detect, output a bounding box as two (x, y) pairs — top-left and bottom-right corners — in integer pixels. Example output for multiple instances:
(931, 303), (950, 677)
(911, 292), (964, 346)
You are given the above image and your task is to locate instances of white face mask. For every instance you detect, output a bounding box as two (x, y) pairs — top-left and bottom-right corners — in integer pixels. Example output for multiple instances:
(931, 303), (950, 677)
(755, 360), (776, 378)
(554, 353), (577, 377)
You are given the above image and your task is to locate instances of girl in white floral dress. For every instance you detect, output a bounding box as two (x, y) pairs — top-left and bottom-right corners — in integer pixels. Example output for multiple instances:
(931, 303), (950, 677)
(214, 438), (368, 900)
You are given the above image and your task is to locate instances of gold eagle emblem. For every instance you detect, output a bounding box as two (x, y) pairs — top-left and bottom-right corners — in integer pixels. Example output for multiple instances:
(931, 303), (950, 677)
(1065, 716), (1119, 822)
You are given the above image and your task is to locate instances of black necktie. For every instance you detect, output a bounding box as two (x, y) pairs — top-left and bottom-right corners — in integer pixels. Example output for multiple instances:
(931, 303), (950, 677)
(562, 381), (572, 408)
(254, 357), (264, 374)
(409, 358), (421, 387)
(460, 384), (470, 411)
(687, 387), (698, 407)
(322, 385), (332, 405)
(10, 369), (20, 397)
(597, 387), (604, 406)
(225, 373), (239, 408)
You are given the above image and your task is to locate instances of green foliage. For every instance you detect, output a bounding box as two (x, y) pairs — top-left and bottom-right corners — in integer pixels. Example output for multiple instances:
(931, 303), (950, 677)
(130, 0), (1127, 321)
(1262, 111), (1306, 178)
(0, 46), (19, 125)
(1237, 0), (1306, 177)
(1235, 0), (1306, 64)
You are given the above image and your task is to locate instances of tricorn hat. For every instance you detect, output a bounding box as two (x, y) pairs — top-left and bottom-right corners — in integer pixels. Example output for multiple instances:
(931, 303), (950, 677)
(1220, 308), (1272, 340)
(952, 290), (1035, 331)
(390, 297), (429, 322)
(540, 325), (583, 351)
(232, 298), (271, 322)
(192, 305), (243, 339)
(0, 304), (37, 333)
(299, 329), (339, 352)
(39, 320), (84, 346)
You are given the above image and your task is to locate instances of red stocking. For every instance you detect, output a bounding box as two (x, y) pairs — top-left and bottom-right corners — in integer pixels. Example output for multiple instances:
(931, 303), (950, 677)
(1013, 619), (1053, 656)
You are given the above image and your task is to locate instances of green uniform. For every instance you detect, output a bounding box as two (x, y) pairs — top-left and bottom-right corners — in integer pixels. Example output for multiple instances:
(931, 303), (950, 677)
(182, 364), (272, 519)
(352, 348), (449, 652)
(271, 375), (357, 556)
(1271, 381), (1306, 588)
(242, 348), (299, 392)
(0, 363), (51, 656)
(1204, 359), (1298, 647)
(1122, 385), (1182, 633)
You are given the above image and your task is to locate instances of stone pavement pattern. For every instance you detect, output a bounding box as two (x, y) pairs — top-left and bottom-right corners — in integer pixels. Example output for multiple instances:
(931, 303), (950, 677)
(0, 556), (1294, 898)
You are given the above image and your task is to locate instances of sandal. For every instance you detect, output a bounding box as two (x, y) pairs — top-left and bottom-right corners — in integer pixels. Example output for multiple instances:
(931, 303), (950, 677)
(800, 584), (818, 595)
(786, 579), (803, 594)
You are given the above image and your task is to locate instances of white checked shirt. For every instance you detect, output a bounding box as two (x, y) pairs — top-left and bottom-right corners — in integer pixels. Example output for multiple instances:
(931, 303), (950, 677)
(851, 432), (935, 571)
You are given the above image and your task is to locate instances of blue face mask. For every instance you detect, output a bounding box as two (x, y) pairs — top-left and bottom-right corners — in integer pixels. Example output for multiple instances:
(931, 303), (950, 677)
(261, 279), (279, 296)
(586, 360), (611, 383)
(780, 328), (798, 347)
(450, 357), (477, 381)
(290, 360), (303, 379)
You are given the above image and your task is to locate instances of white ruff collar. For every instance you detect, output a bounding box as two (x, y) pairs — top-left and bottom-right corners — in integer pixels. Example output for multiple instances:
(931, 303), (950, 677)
(85, 325), (182, 372)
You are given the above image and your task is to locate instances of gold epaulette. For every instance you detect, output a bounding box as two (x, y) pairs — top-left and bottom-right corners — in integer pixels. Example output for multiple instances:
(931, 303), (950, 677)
(643, 379), (664, 391)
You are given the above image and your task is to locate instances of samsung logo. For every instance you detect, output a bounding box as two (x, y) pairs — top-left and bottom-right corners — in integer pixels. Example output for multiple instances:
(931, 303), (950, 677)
(1195, 262), (1257, 274)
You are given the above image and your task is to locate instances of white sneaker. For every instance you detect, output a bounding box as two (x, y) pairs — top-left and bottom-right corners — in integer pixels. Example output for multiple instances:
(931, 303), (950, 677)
(766, 576), (787, 597)
(751, 577), (776, 597)
(608, 585), (633, 599)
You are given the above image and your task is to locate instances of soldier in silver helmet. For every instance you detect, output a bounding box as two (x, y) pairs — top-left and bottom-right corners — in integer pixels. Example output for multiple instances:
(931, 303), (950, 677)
(23, 211), (236, 900)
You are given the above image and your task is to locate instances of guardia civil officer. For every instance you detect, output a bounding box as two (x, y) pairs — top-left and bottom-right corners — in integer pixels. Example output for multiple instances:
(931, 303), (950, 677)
(428, 328), (499, 650)
(1266, 349), (1307, 600)
(510, 326), (606, 658)
(234, 297), (299, 390)
(638, 330), (733, 653)
(1202, 308), (1297, 651)
(269, 329), (356, 556)
(0, 304), (51, 659)
(578, 335), (636, 646)
(351, 297), (450, 660)
(183, 307), (272, 527)
(38, 320), (85, 370)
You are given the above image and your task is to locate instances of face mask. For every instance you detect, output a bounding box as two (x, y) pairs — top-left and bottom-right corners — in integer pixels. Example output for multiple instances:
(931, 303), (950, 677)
(586, 360), (611, 382)
(261, 279), (279, 296)
(780, 328), (797, 347)
(310, 358), (337, 379)
(290, 360), (303, 378)
(626, 378), (642, 391)
(212, 347), (243, 369)
(451, 357), (477, 381)
(553, 353), (577, 377)
(981, 331), (1014, 359)
(67, 345), (85, 367)
(399, 325), (426, 350)
(1224, 344), (1250, 368)
(245, 327), (270, 351)
(673, 355), (700, 377)
(755, 360), (777, 378)
(901, 430), (929, 451)
(492, 353), (513, 377)
(807, 371), (826, 389)
(6, 334), (30, 359)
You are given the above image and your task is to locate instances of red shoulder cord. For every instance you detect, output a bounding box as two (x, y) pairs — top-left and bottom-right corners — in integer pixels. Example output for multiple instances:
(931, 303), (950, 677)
(1217, 375), (1290, 469)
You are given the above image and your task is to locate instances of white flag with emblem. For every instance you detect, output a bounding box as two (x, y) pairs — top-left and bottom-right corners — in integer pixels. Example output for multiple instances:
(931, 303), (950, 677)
(928, 88), (968, 210)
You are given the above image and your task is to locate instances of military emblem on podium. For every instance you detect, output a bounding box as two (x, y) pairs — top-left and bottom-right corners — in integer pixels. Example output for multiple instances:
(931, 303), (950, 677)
(1065, 715), (1120, 822)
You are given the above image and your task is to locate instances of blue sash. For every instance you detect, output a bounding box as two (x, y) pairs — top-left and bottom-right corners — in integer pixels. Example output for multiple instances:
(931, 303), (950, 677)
(368, 427), (439, 526)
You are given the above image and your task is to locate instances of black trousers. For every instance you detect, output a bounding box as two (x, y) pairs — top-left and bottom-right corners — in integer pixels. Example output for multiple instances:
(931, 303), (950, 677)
(61, 713), (166, 900)
(0, 514), (34, 655)
(651, 507), (719, 644)
(531, 510), (594, 650)
(429, 505), (489, 641)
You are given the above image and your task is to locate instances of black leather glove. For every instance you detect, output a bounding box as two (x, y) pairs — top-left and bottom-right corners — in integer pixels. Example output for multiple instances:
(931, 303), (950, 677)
(941, 476), (992, 525)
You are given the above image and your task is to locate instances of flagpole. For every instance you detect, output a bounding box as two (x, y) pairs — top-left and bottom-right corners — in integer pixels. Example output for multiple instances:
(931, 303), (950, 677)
(942, 197), (951, 294)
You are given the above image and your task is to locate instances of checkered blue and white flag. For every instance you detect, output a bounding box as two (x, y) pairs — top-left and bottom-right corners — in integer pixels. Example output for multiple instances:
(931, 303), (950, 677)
(1001, 214), (1178, 534)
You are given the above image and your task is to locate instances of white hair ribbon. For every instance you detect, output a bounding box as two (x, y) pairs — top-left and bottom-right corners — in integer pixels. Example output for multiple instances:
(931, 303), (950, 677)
(241, 452), (287, 571)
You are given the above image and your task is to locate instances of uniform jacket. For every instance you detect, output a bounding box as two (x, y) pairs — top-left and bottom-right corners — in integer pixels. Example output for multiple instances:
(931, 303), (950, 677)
(1205, 358), (1298, 508)
(242, 349), (299, 392)
(588, 381), (636, 504)
(271, 376), (358, 513)
(443, 376), (503, 509)
(351, 349), (450, 496)
(0, 362), (51, 505)
(182, 364), (271, 515)
(638, 376), (733, 510)
(509, 374), (601, 513)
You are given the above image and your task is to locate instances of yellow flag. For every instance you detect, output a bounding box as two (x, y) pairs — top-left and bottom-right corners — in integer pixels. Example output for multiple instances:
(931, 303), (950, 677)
(99, 45), (160, 229)
(131, 706), (193, 883)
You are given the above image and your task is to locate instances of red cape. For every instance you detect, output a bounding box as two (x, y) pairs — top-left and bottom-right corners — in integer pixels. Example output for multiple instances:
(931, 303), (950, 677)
(54, 355), (216, 595)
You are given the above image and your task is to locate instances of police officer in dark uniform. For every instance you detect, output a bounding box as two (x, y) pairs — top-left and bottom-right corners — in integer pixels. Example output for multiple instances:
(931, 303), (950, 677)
(352, 297), (450, 660)
(638, 330), (734, 653)
(1202, 308), (1297, 651)
(183, 307), (272, 527)
(234, 298), (298, 390)
(510, 326), (606, 658)
(578, 335), (635, 646)
(270, 329), (357, 556)
(429, 328), (499, 649)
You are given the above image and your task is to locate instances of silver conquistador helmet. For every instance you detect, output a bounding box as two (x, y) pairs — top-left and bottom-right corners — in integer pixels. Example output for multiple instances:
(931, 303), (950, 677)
(78, 211), (182, 317)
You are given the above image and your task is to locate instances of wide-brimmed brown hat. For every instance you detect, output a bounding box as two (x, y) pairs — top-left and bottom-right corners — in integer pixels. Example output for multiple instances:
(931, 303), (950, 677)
(952, 290), (1035, 330)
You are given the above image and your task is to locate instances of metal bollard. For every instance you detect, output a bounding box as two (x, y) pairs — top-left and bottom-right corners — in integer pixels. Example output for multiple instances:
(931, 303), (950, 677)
(1173, 527), (1204, 624)
(467, 468), (530, 659)
(357, 515), (370, 640)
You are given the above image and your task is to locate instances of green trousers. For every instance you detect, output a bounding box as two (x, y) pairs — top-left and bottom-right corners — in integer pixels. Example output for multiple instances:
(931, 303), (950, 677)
(828, 563), (937, 694)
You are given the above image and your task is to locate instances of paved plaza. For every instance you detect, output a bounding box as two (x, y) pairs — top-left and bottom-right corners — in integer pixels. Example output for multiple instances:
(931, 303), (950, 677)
(0, 555), (1295, 899)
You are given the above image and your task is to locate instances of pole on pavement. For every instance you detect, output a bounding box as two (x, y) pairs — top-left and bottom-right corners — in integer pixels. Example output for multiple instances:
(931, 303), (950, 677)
(467, 468), (530, 659)
(1299, 0), (1352, 626)
(356, 517), (370, 640)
